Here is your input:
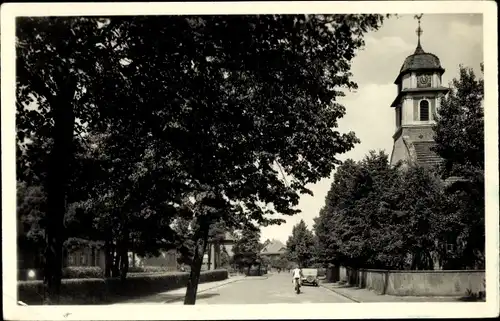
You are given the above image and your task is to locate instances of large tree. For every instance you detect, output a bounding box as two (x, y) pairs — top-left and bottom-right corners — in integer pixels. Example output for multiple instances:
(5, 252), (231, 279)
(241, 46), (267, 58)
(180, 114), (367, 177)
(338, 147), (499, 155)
(109, 15), (387, 304)
(286, 220), (315, 268)
(389, 165), (446, 270)
(433, 64), (484, 179)
(313, 159), (360, 267)
(16, 17), (131, 302)
(231, 225), (262, 274)
(432, 64), (485, 269)
(313, 151), (406, 269)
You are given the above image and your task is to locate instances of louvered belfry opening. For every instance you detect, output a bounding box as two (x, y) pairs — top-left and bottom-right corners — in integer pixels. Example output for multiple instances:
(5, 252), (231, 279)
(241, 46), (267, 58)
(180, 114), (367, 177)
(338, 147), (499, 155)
(420, 100), (430, 121)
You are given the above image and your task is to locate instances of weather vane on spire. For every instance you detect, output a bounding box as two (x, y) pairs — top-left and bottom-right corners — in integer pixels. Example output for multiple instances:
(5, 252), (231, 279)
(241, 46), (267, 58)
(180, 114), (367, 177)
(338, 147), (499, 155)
(414, 14), (424, 50)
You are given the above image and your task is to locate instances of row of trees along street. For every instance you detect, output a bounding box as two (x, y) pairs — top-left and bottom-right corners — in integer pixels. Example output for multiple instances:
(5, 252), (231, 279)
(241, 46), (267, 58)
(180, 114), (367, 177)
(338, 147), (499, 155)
(286, 220), (316, 268)
(313, 65), (485, 271)
(16, 15), (388, 304)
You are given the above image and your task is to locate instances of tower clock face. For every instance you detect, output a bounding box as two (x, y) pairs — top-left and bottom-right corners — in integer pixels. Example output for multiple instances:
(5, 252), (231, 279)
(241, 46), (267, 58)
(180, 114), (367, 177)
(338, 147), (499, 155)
(417, 74), (431, 87)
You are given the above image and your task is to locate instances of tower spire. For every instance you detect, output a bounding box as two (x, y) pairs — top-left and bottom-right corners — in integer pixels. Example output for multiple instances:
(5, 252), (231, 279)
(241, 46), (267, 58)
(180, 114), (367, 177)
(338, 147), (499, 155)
(414, 14), (424, 54)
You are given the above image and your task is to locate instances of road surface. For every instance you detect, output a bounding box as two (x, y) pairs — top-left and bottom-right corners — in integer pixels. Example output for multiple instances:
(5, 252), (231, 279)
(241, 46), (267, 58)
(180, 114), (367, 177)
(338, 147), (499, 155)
(115, 272), (355, 305)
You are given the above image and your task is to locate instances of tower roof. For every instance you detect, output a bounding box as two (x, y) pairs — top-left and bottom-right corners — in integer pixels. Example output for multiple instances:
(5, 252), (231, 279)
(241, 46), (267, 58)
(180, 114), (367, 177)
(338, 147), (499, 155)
(400, 50), (444, 74)
(394, 15), (445, 84)
(394, 46), (445, 85)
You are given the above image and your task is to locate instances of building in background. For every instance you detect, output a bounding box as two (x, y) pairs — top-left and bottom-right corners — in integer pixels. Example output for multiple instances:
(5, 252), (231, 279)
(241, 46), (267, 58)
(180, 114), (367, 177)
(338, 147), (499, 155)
(139, 249), (178, 270)
(204, 232), (236, 270)
(260, 239), (286, 260)
(65, 238), (106, 270)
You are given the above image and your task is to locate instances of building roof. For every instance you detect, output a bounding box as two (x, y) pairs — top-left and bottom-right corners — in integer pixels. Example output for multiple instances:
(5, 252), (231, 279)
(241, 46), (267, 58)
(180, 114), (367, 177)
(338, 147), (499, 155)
(261, 239), (286, 255)
(412, 141), (442, 167)
(400, 50), (443, 73)
(394, 45), (445, 84)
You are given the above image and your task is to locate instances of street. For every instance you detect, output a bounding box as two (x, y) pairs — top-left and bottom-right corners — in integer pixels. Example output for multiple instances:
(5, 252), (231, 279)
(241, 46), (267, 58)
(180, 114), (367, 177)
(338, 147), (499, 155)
(186, 273), (354, 304)
(113, 273), (354, 305)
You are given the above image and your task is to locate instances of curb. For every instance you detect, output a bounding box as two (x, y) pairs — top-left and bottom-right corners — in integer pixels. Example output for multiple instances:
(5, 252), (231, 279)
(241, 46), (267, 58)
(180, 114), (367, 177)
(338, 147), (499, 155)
(241, 275), (270, 281)
(163, 277), (247, 303)
(197, 277), (247, 294)
(319, 283), (361, 303)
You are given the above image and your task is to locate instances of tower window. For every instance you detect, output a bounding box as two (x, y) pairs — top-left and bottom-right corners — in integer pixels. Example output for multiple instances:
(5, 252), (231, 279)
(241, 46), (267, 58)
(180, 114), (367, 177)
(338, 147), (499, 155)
(419, 100), (429, 121)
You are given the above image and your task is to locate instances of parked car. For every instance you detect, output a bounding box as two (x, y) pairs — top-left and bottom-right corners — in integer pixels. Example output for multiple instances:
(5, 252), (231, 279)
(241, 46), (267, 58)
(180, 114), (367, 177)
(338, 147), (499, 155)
(301, 268), (319, 286)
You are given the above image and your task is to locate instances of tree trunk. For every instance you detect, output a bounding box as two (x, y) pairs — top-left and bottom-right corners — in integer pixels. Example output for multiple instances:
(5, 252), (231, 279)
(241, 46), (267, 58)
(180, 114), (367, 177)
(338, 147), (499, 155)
(112, 245), (120, 277)
(104, 238), (112, 277)
(43, 93), (76, 304)
(61, 247), (68, 268)
(91, 247), (96, 267)
(119, 229), (129, 283)
(207, 243), (212, 271)
(184, 225), (210, 305)
(214, 243), (219, 269)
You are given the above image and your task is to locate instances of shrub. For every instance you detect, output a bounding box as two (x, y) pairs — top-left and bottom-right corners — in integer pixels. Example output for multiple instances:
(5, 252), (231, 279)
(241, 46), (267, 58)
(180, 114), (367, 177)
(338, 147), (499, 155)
(62, 266), (104, 279)
(18, 269), (228, 305)
(199, 269), (228, 283)
(107, 269), (228, 300)
(127, 265), (175, 273)
(245, 268), (263, 276)
(18, 278), (107, 305)
(18, 267), (104, 281)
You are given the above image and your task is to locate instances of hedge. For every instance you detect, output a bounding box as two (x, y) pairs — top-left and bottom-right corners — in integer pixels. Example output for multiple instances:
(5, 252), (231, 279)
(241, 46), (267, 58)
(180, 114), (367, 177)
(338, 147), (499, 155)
(18, 267), (104, 281)
(18, 278), (107, 305)
(18, 269), (228, 305)
(128, 265), (176, 273)
(19, 266), (176, 281)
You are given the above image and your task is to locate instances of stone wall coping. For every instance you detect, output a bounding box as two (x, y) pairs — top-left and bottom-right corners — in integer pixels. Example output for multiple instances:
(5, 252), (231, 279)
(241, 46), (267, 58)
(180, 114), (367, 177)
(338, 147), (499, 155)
(348, 268), (485, 274)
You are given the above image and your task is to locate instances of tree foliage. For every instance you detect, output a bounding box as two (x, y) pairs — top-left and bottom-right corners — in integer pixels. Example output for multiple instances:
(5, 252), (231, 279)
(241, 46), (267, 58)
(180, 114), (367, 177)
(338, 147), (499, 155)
(16, 14), (387, 303)
(286, 220), (315, 268)
(314, 151), (448, 269)
(432, 65), (485, 269)
(17, 182), (46, 251)
(275, 254), (292, 270)
(433, 65), (484, 179)
(231, 225), (262, 271)
(314, 64), (485, 270)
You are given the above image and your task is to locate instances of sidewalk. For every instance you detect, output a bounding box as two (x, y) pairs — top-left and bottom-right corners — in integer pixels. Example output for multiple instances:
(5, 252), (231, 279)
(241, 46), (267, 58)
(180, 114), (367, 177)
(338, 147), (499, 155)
(111, 275), (247, 305)
(320, 282), (463, 303)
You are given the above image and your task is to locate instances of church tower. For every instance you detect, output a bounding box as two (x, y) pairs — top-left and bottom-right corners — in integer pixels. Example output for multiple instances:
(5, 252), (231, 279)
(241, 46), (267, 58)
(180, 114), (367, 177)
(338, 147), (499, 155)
(390, 15), (449, 167)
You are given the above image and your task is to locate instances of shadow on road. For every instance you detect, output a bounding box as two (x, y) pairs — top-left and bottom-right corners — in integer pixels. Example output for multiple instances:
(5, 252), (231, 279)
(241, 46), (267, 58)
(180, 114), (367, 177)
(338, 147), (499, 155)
(332, 285), (364, 290)
(319, 282), (368, 294)
(108, 291), (220, 304)
(163, 292), (220, 303)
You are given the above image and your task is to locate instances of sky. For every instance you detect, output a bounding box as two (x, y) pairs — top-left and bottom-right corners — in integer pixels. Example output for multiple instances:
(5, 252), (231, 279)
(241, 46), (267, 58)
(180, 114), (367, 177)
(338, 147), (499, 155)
(260, 13), (484, 244)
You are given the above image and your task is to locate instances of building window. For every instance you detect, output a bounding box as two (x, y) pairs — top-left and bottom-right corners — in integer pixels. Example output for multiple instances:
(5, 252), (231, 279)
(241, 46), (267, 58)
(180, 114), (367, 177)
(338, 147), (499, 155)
(419, 100), (430, 121)
(68, 255), (75, 266)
